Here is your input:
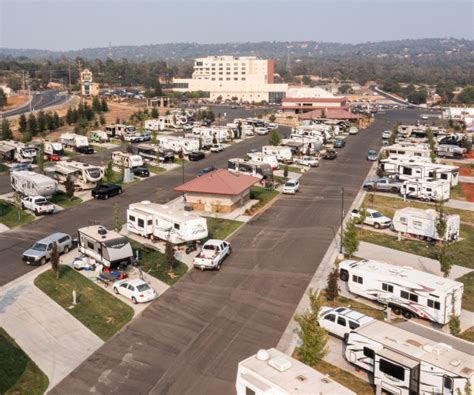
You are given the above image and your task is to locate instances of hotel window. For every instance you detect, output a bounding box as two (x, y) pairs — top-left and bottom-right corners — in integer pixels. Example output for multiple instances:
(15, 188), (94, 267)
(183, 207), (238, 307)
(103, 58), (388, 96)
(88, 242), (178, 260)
(234, 78), (238, 80)
(226, 78), (231, 80)
(241, 77), (246, 81)
(219, 78), (223, 80)
(211, 78), (215, 81)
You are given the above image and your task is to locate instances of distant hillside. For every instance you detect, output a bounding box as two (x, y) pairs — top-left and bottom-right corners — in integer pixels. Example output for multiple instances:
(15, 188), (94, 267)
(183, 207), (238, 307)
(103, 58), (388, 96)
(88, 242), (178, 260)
(1, 38), (473, 60)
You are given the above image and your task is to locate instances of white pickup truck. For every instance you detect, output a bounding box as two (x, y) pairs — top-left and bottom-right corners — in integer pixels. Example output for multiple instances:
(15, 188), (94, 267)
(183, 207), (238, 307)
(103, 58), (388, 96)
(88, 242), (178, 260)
(193, 239), (231, 271)
(351, 208), (392, 229)
(21, 196), (55, 215)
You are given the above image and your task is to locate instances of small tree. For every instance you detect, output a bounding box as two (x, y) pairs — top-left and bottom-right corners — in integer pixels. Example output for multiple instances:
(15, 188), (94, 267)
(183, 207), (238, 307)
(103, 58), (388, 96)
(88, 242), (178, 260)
(356, 205), (368, 225)
(325, 267), (340, 304)
(237, 122), (242, 139)
(37, 110), (46, 134)
(101, 98), (109, 112)
(99, 114), (106, 125)
(198, 136), (203, 151)
(439, 244), (453, 278)
(464, 380), (473, 395)
(1, 118), (13, 140)
(50, 243), (60, 279)
(283, 165), (289, 178)
(343, 219), (359, 257)
(449, 304), (461, 336)
(435, 202), (447, 242)
(104, 160), (114, 182)
(27, 113), (37, 135)
(294, 289), (328, 366)
(212, 133), (218, 145)
(36, 142), (45, 174)
(269, 129), (281, 146)
(165, 241), (175, 272)
(113, 203), (122, 233)
(65, 175), (75, 199)
(19, 113), (28, 133)
(151, 107), (159, 118)
(14, 191), (22, 221)
(269, 113), (276, 123)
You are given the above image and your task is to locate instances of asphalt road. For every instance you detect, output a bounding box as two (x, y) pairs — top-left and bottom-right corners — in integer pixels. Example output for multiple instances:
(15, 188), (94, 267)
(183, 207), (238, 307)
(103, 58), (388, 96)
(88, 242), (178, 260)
(48, 109), (425, 395)
(0, 90), (70, 118)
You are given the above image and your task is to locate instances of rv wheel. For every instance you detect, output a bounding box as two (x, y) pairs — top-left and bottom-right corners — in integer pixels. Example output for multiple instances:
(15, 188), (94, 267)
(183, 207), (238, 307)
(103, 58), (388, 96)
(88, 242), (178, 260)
(391, 187), (399, 193)
(426, 237), (433, 243)
(113, 287), (119, 294)
(402, 310), (412, 319)
(391, 307), (401, 315)
(339, 270), (349, 282)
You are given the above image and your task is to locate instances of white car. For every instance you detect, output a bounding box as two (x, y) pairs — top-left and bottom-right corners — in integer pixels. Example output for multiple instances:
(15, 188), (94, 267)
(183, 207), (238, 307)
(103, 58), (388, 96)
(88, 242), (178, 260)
(193, 239), (231, 270)
(295, 156), (319, 167)
(318, 307), (374, 338)
(349, 126), (359, 135)
(244, 129), (255, 137)
(255, 127), (269, 135)
(113, 279), (157, 304)
(182, 124), (193, 131)
(282, 179), (299, 194)
(351, 208), (392, 229)
(210, 144), (225, 153)
(382, 130), (392, 139)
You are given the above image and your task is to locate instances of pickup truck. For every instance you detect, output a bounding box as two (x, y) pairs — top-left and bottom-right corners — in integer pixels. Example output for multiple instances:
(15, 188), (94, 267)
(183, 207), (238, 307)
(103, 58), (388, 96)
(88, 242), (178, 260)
(294, 156), (319, 167)
(193, 239), (231, 271)
(21, 196), (55, 215)
(363, 177), (403, 193)
(351, 208), (392, 229)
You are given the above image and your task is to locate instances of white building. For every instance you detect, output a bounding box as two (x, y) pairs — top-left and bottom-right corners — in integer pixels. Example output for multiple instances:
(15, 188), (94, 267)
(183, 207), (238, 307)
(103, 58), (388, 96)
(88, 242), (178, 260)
(172, 56), (288, 103)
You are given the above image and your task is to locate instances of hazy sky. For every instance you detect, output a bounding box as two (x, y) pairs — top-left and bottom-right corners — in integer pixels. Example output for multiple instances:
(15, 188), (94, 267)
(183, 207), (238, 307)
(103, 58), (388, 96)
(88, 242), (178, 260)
(1, 0), (473, 50)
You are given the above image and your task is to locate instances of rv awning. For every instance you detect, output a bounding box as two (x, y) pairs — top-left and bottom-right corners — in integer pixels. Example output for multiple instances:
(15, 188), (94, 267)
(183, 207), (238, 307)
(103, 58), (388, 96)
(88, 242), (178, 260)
(0, 145), (14, 153)
(378, 348), (418, 368)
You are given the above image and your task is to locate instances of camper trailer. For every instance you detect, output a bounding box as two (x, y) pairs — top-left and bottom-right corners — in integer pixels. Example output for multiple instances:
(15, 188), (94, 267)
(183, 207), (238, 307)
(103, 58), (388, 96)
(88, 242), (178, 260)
(60, 133), (90, 150)
(191, 127), (232, 142)
(236, 348), (356, 395)
(90, 130), (109, 143)
(44, 142), (64, 156)
(392, 207), (460, 241)
(51, 161), (104, 190)
(11, 171), (58, 197)
(400, 179), (451, 202)
(344, 320), (473, 395)
(339, 259), (463, 324)
(111, 151), (143, 168)
(261, 145), (293, 163)
(379, 156), (432, 174)
(127, 201), (208, 244)
(77, 225), (133, 268)
(435, 144), (466, 159)
(0, 141), (37, 163)
(129, 144), (175, 163)
(105, 124), (136, 139)
(246, 152), (279, 170)
(228, 158), (272, 179)
(381, 142), (432, 158)
(158, 136), (200, 155)
(282, 137), (322, 154)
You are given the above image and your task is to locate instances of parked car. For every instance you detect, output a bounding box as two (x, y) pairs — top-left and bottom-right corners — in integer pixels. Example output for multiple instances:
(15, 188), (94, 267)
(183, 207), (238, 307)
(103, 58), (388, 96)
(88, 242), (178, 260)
(113, 279), (157, 304)
(193, 239), (231, 270)
(9, 163), (32, 173)
(197, 166), (217, 176)
(132, 166), (150, 177)
(363, 177), (403, 193)
(349, 126), (359, 135)
(255, 127), (269, 136)
(282, 179), (299, 194)
(91, 183), (122, 199)
(138, 133), (151, 142)
(324, 150), (338, 160)
(188, 151), (205, 161)
(210, 144), (225, 153)
(76, 146), (94, 154)
(351, 208), (392, 229)
(22, 232), (73, 265)
(382, 130), (392, 139)
(46, 153), (61, 161)
(182, 124), (193, 131)
(333, 139), (346, 148)
(294, 156), (319, 167)
(367, 150), (378, 161)
(318, 307), (374, 338)
(21, 195), (55, 215)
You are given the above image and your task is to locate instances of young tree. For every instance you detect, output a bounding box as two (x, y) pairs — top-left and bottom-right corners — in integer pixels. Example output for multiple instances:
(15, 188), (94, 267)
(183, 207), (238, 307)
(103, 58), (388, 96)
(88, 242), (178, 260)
(53, 111), (62, 128)
(435, 202), (447, 243)
(212, 133), (218, 145)
(283, 165), (289, 178)
(65, 175), (75, 198)
(50, 243), (60, 279)
(104, 160), (114, 182)
(45, 112), (54, 131)
(269, 113), (276, 123)
(449, 304), (461, 336)
(151, 107), (159, 118)
(36, 143), (45, 174)
(37, 110), (46, 134)
(66, 107), (74, 125)
(165, 241), (175, 272)
(101, 98), (108, 112)
(19, 113), (28, 133)
(113, 203), (122, 233)
(325, 266), (340, 303)
(0, 88), (7, 108)
(92, 96), (102, 112)
(294, 289), (328, 366)
(269, 129), (281, 146)
(237, 122), (242, 139)
(14, 191), (22, 221)
(27, 113), (37, 135)
(99, 114), (106, 125)
(388, 123), (399, 145)
(1, 118), (13, 140)
(343, 219), (359, 257)
(438, 245), (453, 278)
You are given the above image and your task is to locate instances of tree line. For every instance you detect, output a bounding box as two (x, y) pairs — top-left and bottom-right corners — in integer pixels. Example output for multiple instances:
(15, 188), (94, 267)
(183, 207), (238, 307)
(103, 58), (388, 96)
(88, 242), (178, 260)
(65, 97), (109, 134)
(16, 110), (63, 142)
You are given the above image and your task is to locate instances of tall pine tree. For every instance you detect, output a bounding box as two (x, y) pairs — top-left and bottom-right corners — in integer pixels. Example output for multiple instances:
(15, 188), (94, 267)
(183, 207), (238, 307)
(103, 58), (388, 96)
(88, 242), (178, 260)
(1, 119), (13, 140)
(19, 113), (28, 133)
(27, 113), (37, 135)
(37, 110), (46, 133)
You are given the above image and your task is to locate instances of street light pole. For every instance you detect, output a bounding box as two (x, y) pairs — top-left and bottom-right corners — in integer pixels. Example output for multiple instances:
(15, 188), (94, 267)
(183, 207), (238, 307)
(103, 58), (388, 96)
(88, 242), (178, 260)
(340, 186), (345, 254)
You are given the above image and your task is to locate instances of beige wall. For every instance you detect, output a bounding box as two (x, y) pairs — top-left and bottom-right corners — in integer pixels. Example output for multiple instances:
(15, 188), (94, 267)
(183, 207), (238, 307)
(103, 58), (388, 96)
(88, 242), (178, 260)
(185, 190), (250, 213)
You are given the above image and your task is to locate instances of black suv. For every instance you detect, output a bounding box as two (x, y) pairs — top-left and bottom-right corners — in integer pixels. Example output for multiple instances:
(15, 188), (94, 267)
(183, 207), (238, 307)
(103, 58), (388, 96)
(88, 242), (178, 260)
(91, 183), (122, 199)
(188, 151), (205, 161)
(132, 166), (150, 177)
(76, 146), (95, 154)
(324, 149), (338, 160)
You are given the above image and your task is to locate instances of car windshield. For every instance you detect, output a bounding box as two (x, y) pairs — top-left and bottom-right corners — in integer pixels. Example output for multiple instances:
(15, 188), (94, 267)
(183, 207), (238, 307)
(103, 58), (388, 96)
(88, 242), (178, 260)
(372, 212), (383, 218)
(368, 151), (376, 155)
(31, 242), (47, 252)
(136, 283), (151, 292)
(285, 182), (296, 187)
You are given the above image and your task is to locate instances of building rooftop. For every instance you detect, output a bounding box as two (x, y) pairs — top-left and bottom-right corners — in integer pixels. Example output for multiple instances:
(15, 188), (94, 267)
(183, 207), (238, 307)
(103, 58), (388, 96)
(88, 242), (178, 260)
(298, 108), (362, 120)
(174, 169), (259, 196)
(129, 201), (204, 223)
(286, 87), (336, 99)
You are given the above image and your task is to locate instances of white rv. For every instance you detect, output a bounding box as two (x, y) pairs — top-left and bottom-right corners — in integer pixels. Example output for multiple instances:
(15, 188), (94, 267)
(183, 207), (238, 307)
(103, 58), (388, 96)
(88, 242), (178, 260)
(144, 119), (165, 131)
(158, 136), (200, 154)
(281, 137), (322, 154)
(392, 207), (460, 242)
(379, 156), (433, 174)
(236, 348), (356, 395)
(130, 144), (175, 163)
(127, 201), (208, 244)
(435, 144), (466, 159)
(11, 171), (58, 197)
(191, 127), (232, 142)
(262, 145), (293, 163)
(339, 259), (463, 324)
(78, 225), (133, 268)
(344, 320), (473, 395)
(60, 133), (89, 149)
(247, 152), (279, 170)
(105, 124), (137, 139)
(382, 142), (432, 158)
(44, 142), (64, 156)
(90, 130), (109, 143)
(228, 158), (272, 179)
(0, 141), (38, 163)
(52, 161), (104, 190)
(111, 152), (143, 168)
(400, 179), (451, 202)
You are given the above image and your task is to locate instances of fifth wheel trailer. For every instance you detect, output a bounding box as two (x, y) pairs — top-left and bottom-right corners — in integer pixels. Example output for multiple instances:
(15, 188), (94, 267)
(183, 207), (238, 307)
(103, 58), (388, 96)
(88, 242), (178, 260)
(11, 171), (58, 198)
(339, 259), (463, 325)
(344, 320), (473, 395)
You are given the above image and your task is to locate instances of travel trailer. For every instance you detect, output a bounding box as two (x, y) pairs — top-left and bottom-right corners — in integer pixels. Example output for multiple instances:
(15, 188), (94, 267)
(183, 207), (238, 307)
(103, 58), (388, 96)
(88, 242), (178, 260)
(289, 132), (325, 146)
(400, 179), (451, 202)
(184, 133), (213, 149)
(11, 171), (58, 197)
(381, 142), (432, 158)
(60, 133), (90, 149)
(261, 145), (293, 163)
(281, 137), (322, 154)
(44, 142), (64, 156)
(236, 348), (356, 395)
(0, 141), (37, 163)
(158, 136), (200, 154)
(246, 152), (279, 170)
(127, 201), (208, 244)
(435, 144), (466, 159)
(228, 158), (272, 179)
(90, 130), (109, 143)
(379, 156), (432, 174)
(77, 225), (133, 268)
(129, 144), (175, 163)
(392, 207), (460, 241)
(191, 127), (232, 142)
(339, 259), (463, 324)
(112, 151), (143, 168)
(105, 124), (137, 139)
(51, 161), (104, 190)
(344, 320), (473, 395)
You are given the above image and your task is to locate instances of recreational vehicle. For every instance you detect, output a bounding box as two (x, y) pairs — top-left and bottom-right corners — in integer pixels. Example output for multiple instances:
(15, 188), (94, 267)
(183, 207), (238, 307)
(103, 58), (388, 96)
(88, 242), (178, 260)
(228, 158), (272, 178)
(379, 156), (432, 174)
(51, 161), (104, 190)
(111, 151), (143, 168)
(381, 142), (432, 158)
(435, 144), (466, 159)
(339, 259), (463, 324)
(11, 171), (58, 197)
(261, 145), (293, 163)
(191, 127), (231, 142)
(77, 225), (133, 268)
(90, 130), (109, 143)
(0, 141), (37, 163)
(392, 207), (460, 241)
(158, 136), (200, 154)
(129, 144), (175, 163)
(236, 348), (356, 395)
(400, 179), (451, 202)
(60, 133), (90, 150)
(344, 320), (473, 395)
(105, 124), (136, 139)
(127, 201), (208, 244)
(246, 152), (279, 170)
(44, 142), (64, 156)
(281, 138), (320, 155)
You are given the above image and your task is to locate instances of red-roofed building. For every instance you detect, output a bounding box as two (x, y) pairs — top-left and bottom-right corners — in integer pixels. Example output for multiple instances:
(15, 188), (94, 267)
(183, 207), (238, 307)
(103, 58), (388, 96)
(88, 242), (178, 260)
(280, 97), (349, 114)
(298, 108), (362, 120)
(174, 169), (259, 213)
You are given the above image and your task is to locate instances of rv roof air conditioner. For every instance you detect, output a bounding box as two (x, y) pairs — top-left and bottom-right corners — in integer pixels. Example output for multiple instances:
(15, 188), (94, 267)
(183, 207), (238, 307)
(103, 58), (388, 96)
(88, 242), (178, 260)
(268, 356), (292, 372)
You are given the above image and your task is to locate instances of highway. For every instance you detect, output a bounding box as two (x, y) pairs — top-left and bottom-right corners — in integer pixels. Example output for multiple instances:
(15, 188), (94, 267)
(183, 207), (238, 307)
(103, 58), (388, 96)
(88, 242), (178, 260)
(0, 89), (70, 118)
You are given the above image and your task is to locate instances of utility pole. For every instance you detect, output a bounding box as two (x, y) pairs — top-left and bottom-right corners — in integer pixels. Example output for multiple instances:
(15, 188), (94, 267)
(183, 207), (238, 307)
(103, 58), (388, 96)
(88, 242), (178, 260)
(68, 63), (72, 86)
(340, 187), (345, 254)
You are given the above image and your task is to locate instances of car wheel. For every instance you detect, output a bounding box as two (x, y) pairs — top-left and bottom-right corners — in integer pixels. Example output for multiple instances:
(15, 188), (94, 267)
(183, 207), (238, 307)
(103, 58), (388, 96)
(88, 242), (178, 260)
(35, 209), (39, 216)
(113, 287), (119, 294)
(391, 187), (399, 193)
(402, 310), (412, 320)
(132, 297), (138, 304)
(216, 261), (222, 271)
(392, 306), (402, 315)
(374, 223), (381, 229)
(40, 257), (46, 266)
(63, 246), (69, 254)
(105, 194), (109, 200)
(366, 186), (373, 192)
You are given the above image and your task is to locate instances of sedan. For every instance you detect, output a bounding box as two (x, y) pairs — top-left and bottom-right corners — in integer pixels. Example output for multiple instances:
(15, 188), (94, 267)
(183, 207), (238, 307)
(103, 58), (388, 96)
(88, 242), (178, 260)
(197, 166), (217, 177)
(132, 166), (150, 177)
(382, 130), (392, 139)
(91, 183), (122, 199)
(188, 151), (205, 161)
(367, 150), (378, 161)
(113, 279), (157, 304)
(210, 144), (225, 153)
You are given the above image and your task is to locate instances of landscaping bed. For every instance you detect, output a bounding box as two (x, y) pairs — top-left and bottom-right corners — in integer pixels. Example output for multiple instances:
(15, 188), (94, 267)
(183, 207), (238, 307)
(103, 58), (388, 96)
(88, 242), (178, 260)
(246, 186), (279, 215)
(0, 163), (10, 173)
(207, 218), (243, 240)
(145, 163), (166, 174)
(0, 200), (35, 228)
(0, 327), (49, 395)
(34, 266), (134, 341)
(278, 164), (302, 174)
(457, 271), (474, 312)
(458, 326), (474, 343)
(51, 191), (83, 209)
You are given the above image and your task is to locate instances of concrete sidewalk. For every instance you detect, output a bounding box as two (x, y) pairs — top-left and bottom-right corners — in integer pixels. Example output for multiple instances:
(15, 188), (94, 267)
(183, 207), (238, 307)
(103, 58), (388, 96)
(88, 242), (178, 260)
(459, 175), (474, 184)
(0, 265), (104, 391)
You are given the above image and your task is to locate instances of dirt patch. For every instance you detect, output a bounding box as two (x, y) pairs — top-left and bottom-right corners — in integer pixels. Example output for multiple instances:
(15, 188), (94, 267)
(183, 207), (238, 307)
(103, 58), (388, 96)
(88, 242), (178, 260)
(466, 151), (474, 159)
(460, 166), (474, 177)
(1, 95), (29, 111)
(460, 182), (474, 202)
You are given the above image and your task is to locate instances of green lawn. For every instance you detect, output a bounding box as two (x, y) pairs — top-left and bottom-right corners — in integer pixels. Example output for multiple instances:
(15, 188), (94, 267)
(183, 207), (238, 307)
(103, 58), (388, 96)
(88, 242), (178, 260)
(145, 163), (166, 174)
(207, 218), (243, 240)
(246, 186), (279, 215)
(130, 240), (188, 286)
(278, 164), (302, 174)
(34, 266), (134, 341)
(91, 145), (107, 153)
(0, 163), (9, 173)
(0, 328), (49, 395)
(0, 200), (35, 228)
(457, 272), (474, 312)
(458, 326), (474, 343)
(63, 150), (80, 158)
(104, 170), (124, 185)
(50, 191), (83, 209)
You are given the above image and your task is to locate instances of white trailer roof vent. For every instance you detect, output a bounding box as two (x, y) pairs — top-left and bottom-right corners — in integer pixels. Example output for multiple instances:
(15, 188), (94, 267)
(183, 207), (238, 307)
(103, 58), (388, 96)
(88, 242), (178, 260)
(141, 201), (151, 205)
(423, 342), (452, 355)
(449, 359), (461, 367)
(256, 349), (269, 361)
(268, 356), (292, 372)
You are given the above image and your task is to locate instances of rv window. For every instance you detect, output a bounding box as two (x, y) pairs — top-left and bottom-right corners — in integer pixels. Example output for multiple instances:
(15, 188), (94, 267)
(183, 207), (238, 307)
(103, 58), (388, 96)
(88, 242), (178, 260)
(363, 347), (374, 359)
(174, 223), (180, 230)
(148, 219), (152, 226)
(382, 283), (394, 293)
(427, 299), (440, 310)
(413, 220), (423, 228)
(349, 321), (360, 330)
(402, 168), (412, 176)
(245, 387), (256, 395)
(129, 215), (136, 222)
(409, 293), (418, 302)
(400, 290), (409, 299)
(352, 275), (363, 284)
(426, 188), (432, 192)
(399, 217), (407, 225)
(324, 314), (336, 322)
(87, 241), (94, 250)
(337, 317), (346, 326)
(379, 358), (405, 381)
(138, 219), (144, 228)
(441, 174), (448, 180)
(443, 376), (453, 390)
(408, 187), (415, 192)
